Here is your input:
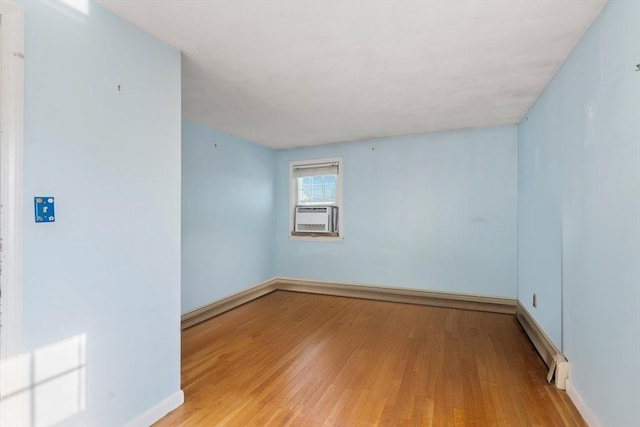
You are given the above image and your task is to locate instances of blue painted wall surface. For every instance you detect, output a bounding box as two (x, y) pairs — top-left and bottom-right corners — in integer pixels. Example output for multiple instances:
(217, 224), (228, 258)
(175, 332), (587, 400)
(275, 127), (518, 297)
(20, 1), (181, 426)
(518, 1), (640, 425)
(518, 101), (563, 348)
(182, 119), (275, 312)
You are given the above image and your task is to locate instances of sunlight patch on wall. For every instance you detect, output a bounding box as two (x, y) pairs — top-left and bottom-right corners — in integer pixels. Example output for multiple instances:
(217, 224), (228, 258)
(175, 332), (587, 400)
(60, 0), (89, 15)
(42, 0), (90, 22)
(0, 334), (87, 427)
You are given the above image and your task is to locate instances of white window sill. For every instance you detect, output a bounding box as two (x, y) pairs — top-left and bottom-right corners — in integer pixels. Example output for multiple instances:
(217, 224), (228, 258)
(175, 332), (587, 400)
(289, 233), (343, 243)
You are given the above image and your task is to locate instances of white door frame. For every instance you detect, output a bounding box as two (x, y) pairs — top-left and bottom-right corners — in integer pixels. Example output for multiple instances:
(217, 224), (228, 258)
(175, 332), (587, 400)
(0, 0), (24, 358)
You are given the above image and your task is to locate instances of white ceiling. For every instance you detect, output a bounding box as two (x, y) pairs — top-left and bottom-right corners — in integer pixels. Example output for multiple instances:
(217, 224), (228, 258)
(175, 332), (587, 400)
(97, 0), (606, 149)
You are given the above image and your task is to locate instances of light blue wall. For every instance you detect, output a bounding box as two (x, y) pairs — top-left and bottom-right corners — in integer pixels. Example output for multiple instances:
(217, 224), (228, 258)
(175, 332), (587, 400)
(182, 119), (275, 312)
(518, 1), (640, 425)
(20, 1), (181, 426)
(275, 127), (518, 297)
(518, 100), (563, 347)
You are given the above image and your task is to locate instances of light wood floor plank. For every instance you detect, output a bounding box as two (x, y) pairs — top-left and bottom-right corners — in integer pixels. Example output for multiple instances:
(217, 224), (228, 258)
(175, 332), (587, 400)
(155, 291), (585, 426)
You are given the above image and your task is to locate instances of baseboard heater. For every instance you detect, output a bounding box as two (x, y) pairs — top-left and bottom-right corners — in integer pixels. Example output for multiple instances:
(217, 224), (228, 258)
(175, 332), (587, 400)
(547, 353), (569, 390)
(516, 302), (568, 390)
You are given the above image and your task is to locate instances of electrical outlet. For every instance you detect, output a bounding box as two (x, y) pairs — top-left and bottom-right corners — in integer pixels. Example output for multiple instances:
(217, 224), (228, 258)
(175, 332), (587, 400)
(533, 293), (537, 308)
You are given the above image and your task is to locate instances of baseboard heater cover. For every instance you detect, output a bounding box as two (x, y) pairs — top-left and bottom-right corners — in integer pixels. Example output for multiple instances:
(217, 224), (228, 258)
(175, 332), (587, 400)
(181, 277), (517, 330)
(516, 302), (568, 390)
(181, 278), (278, 329)
(547, 353), (569, 390)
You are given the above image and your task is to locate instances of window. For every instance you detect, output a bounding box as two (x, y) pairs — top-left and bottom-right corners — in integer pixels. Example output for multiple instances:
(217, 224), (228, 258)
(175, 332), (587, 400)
(289, 158), (342, 240)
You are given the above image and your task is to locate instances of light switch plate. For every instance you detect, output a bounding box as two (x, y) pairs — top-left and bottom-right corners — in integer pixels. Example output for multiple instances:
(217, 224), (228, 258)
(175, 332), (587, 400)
(34, 197), (55, 223)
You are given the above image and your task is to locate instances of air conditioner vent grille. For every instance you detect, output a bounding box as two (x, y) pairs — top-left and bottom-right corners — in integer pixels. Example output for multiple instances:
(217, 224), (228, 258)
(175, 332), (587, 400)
(296, 224), (327, 232)
(294, 205), (338, 233)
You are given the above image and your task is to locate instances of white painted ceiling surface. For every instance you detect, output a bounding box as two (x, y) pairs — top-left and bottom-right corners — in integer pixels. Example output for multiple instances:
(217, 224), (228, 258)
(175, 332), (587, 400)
(98, 0), (606, 149)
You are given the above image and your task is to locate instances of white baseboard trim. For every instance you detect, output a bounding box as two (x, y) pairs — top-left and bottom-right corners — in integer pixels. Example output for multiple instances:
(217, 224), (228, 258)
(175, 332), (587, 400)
(123, 389), (184, 427)
(182, 277), (517, 329)
(515, 302), (560, 368)
(566, 379), (601, 427)
(516, 303), (571, 390)
(277, 277), (517, 315)
(181, 278), (279, 329)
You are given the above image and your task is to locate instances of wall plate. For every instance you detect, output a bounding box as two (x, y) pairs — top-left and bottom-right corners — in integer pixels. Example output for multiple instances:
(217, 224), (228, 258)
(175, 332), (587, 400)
(34, 197), (55, 223)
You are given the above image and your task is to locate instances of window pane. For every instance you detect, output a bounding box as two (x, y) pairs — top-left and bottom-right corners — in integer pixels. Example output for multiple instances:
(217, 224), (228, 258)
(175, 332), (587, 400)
(297, 179), (308, 203)
(324, 185), (335, 202)
(311, 184), (323, 202)
(297, 174), (338, 205)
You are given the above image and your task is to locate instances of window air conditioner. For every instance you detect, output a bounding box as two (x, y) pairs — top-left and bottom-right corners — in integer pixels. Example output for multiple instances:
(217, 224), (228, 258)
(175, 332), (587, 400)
(294, 206), (338, 233)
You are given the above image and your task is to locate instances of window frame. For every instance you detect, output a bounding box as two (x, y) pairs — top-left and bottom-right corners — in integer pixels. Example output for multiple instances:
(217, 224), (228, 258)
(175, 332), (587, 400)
(289, 157), (343, 242)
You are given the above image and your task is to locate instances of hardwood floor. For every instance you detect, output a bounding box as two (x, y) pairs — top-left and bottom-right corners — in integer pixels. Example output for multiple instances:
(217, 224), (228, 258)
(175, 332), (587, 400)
(155, 291), (585, 426)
